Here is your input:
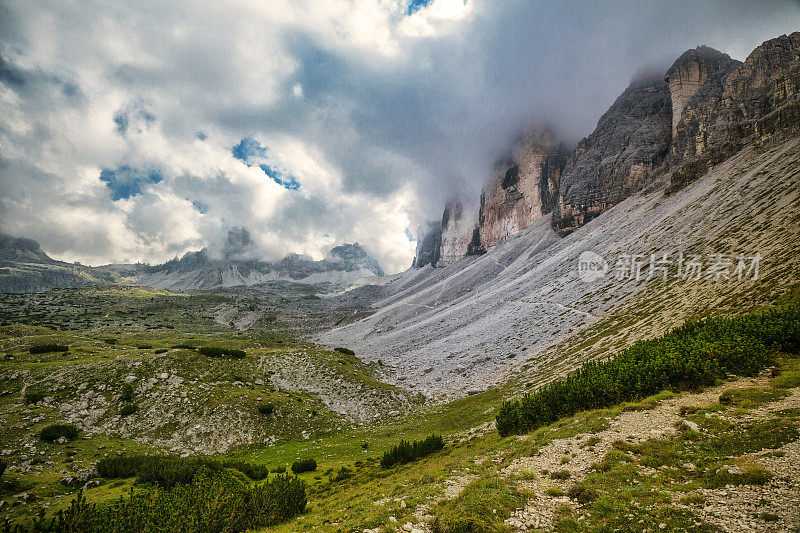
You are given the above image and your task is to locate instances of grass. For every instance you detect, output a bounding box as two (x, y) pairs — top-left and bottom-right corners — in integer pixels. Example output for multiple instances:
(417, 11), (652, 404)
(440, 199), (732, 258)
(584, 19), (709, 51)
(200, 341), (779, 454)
(432, 475), (527, 532)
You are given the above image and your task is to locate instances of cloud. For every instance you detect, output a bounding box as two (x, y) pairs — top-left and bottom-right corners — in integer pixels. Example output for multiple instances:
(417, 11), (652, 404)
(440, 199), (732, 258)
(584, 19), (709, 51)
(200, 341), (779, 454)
(0, 0), (799, 273)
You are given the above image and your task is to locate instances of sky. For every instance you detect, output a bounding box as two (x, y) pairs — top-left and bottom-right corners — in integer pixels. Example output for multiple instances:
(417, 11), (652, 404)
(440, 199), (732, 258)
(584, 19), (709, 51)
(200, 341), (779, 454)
(0, 0), (798, 273)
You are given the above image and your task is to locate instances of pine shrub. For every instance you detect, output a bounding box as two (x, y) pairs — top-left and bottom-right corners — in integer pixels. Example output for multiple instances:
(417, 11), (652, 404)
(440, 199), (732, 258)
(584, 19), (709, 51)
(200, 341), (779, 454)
(380, 434), (444, 468)
(496, 304), (799, 437)
(39, 424), (79, 443)
(291, 458), (317, 474)
(12, 468), (305, 532)
(29, 344), (68, 354)
(198, 346), (246, 358)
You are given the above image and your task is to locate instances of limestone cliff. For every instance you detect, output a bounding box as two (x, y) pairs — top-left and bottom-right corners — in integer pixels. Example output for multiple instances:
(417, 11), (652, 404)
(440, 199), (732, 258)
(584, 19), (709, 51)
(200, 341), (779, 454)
(477, 130), (566, 249)
(411, 221), (442, 268)
(665, 46), (738, 137)
(553, 78), (673, 235)
(667, 32), (800, 191)
(438, 198), (479, 267)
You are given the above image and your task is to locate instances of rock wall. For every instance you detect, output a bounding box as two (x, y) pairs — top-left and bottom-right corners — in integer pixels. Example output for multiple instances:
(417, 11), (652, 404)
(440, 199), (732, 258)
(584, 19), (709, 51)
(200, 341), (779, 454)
(665, 46), (737, 137)
(411, 221), (442, 268)
(667, 32), (800, 191)
(553, 78), (673, 235)
(438, 198), (479, 267)
(412, 32), (800, 266)
(477, 130), (566, 249)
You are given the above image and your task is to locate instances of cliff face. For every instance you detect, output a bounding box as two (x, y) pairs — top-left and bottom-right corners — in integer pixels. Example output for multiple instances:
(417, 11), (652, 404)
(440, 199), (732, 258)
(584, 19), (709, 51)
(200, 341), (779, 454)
(665, 46), (738, 137)
(553, 78), (673, 235)
(412, 32), (800, 267)
(438, 198), (478, 267)
(411, 221), (442, 268)
(667, 32), (800, 191)
(477, 130), (566, 249)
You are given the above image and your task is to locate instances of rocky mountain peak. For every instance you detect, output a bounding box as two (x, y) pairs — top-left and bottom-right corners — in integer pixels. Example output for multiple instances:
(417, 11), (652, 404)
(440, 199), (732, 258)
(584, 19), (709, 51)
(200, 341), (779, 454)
(326, 243), (385, 276)
(665, 45), (737, 137)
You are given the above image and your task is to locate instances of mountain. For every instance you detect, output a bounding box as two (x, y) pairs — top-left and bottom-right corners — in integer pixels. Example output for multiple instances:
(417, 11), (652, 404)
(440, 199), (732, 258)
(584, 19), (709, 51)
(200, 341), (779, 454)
(0, 233), (119, 293)
(323, 33), (800, 398)
(0, 237), (385, 293)
(411, 32), (799, 267)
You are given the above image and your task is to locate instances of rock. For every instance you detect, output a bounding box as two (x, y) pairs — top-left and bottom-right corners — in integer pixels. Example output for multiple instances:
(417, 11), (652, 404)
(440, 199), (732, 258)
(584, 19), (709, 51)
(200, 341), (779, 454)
(55, 436), (68, 444)
(680, 419), (701, 432)
(477, 129), (566, 249)
(438, 196), (479, 267)
(666, 32), (800, 192)
(553, 77), (672, 236)
(60, 475), (74, 485)
(76, 467), (98, 482)
(123, 375), (137, 384)
(254, 379), (264, 386)
(665, 46), (737, 137)
(412, 221), (442, 268)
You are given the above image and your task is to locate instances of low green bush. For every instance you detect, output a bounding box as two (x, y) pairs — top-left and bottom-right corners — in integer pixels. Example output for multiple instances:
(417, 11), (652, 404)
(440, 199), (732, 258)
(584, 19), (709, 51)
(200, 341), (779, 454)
(39, 424), (79, 443)
(14, 468), (305, 532)
(291, 458), (317, 474)
(29, 344), (68, 354)
(258, 403), (275, 416)
(272, 466), (286, 474)
(23, 390), (45, 405)
(496, 304), (799, 437)
(380, 434), (444, 468)
(330, 466), (352, 482)
(96, 454), (270, 487)
(120, 383), (134, 403)
(119, 404), (138, 417)
(0, 457), (6, 480)
(198, 346), (246, 358)
(334, 347), (355, 356)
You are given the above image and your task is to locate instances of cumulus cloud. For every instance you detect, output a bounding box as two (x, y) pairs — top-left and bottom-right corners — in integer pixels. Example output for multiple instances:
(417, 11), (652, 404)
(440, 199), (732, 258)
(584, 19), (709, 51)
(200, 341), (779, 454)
(0, 0), (798, 273)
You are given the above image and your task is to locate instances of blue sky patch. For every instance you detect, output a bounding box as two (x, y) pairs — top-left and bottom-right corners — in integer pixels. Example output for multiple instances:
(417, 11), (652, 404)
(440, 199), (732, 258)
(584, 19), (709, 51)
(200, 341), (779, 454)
(260, 163), (300, 190)
(405, 228), (416, 241)
(99, 166), (163, 201)
(406, 0), (433, 15)
(232, 138), (300, 190)
(231, 137), (267, 164)
(196, 131), (207, 141)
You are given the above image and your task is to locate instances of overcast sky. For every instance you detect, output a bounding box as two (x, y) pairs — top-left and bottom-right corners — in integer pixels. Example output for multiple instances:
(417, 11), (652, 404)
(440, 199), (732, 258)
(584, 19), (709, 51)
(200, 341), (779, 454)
(1, 0), (798, 273)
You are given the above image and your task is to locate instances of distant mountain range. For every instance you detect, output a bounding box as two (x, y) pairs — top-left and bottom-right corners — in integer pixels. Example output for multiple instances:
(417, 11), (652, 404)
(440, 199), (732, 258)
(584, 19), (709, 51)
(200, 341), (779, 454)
(0, 234), (384, 293)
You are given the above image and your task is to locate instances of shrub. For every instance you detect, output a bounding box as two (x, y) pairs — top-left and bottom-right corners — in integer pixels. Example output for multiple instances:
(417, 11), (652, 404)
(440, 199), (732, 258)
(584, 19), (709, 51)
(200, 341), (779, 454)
(272, 466), (286, 474)
(119, 404), (138, 417)
(221, 460), (268, 481)
(258, 403), (275, 416)
(198, 346), (246, 358)
(0, 457), (6, 480)
(29, 344), (69, 354)
(334, 347), (355, 356)
(171, 344), (196, 350)
(20, 468), (305, 532)
(550, 470), (571, 480)
(567, 485), (598, 504)
(24, 390), (46, 405)
(153, 348), (168, 354)
(330, 466), (352, 482)
(291, 458), (317, 474)
(120, 383), (134, 403)
(96, 454), (271, 487)
(39, 424), (79, 443)
(496, 304), (799, 437)
(380, 434), (444, 469)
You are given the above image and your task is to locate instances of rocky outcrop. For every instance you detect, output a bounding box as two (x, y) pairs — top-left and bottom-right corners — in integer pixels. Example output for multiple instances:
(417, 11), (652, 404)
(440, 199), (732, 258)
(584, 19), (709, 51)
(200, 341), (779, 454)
(553, 78), (673, 235)
(476, 130), (566, 249)
(438, 198), (479, 267)
(665, 46), (738, 137)
(411, 221), (442, 268)
(667, 32), (800, 192)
